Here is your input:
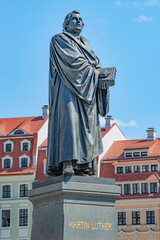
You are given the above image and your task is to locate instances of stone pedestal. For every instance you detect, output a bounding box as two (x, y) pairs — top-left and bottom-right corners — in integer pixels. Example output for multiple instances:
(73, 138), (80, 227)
(29, 176), (120, 240)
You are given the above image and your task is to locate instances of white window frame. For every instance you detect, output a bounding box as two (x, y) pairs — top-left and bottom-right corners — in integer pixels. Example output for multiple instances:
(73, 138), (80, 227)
(124, 149), (149, 158)
(2, 156), (13, 169)
(1, 184), (12, 199)
(19, 155), (30, 168)
(18, 183), (29, 198)
(0, 208), (12, 228)
(20, 139), (31, 152)
(3, 140), (14, 152)
(18, 208), (29, 227)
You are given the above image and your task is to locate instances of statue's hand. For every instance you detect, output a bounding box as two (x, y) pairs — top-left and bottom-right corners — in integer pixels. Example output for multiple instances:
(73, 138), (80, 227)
(98, 68), (110, 79)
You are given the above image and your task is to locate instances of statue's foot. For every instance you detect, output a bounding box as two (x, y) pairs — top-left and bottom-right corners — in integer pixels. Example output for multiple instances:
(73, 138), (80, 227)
(62, 161), (74, 176)
(47, 166), (62, 177)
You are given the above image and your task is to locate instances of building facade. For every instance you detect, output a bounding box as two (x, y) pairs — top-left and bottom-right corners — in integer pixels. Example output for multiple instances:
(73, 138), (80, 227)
(100, 128), (160, 240)
(0, 107), (48, 240)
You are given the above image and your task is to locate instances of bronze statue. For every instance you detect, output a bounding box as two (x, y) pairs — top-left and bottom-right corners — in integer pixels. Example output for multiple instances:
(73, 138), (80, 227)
(47, 10), (116, 176)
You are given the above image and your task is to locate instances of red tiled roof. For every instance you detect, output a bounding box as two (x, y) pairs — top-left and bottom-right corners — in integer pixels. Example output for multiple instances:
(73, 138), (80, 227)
(0, 116), (48, 136)
(103, 138), (160, 160)
(41, 139), (47, 147)
(0, 167), (36, 175)
(101, 124), (116, 138)
(115, 172), (160, 182)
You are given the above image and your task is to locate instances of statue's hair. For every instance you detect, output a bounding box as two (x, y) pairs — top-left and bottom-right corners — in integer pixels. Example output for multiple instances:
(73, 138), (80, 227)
(63, 10), (84, 30)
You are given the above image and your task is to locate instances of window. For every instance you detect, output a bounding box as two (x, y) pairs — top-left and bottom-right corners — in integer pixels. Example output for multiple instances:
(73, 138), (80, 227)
(125, 152), (132, 158)
(2, 210), (10, 227)
(5, 144), (11, 152)
(2, 156), (13, 169)
(21, 158), (28, 168)
(150, 182), (157, 193)
(20, 140), (31, 152)
(22, 142), (29, 151)
(146, 211), (155, 224)
(117, 167), (123, 174)
(133, 152), (140, 157)
(20, 184), (28, 197)
(19, 155), (30, 168)
(2, 185), (11, 198)
(118, 212), (126, 225)
(14, 130), (24, 135)
(142, 165), (149, 172)
(132, 211), (140, 225)
(141, 183), (148, 194)
(151, 165), (158, 172)
(133, 183), (140, 194)
(125, 166), (132, 173)
(134, 165), (140, 173)
(141, 151), (148, 156)
(124, 184), (131, 195)
(3, 159), (11, 169)
(4, 140), (14, 152)
(19, 209), (28, 226)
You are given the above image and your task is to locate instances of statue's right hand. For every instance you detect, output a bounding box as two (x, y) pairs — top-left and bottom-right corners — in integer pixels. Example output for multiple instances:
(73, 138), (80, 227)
(98, 68), (110, 79)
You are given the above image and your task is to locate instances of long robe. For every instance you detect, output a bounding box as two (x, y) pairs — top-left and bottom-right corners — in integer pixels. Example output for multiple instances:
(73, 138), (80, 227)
(47, 31), (109, 168)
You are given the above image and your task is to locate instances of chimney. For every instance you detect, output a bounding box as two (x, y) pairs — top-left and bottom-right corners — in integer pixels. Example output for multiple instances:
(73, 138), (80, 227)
(42, 105), (49, 120)
(105, 115), (113, 130)
(146, 128), (156, 141)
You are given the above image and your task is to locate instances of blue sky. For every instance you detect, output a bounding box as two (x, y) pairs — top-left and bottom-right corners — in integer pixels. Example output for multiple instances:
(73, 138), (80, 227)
(0, 0), (160, 139)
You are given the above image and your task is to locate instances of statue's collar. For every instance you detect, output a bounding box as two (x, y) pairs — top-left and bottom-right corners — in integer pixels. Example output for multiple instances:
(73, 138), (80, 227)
(63, 31), (96, 59)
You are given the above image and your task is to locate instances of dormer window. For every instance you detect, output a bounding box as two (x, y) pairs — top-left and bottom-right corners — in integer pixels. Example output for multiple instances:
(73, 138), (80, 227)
(126, 152), (132, 158)
(4, 140), (14, 152)
(125, 150), (149, 158)
(14, 130), (24, 135)
(20, 140), (31, 152)
(133, 152), (140, 157)
(141, 152), (148, 157)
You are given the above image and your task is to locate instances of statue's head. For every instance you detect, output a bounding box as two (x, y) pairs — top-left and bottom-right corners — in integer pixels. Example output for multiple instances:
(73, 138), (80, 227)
(63, 10), (84, 36)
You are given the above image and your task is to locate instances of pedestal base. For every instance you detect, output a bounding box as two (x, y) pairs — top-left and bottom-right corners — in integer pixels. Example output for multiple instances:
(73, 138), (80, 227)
(29, 176), (120, 240)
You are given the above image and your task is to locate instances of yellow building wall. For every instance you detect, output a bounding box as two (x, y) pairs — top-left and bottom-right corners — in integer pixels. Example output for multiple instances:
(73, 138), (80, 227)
(116, 198), (160, 240)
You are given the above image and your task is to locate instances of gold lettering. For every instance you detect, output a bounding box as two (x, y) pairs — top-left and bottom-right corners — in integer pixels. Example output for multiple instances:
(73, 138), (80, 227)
(84, 222), (90, 229)
(76, 221), (81, 229)
(69, 221), (112, 231)
(73, 221), (77, 228)
(69, 221), (73, 228)
(101, 223), (105, 230)
(108, 223), (112, 230)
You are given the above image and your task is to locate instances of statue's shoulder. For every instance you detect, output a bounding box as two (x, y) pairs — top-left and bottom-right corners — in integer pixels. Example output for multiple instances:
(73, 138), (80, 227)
(51, 33), (68, 43)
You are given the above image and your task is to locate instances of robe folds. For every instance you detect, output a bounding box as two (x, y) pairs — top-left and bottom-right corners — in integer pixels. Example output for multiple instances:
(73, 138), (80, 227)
(47, 31), (109, 168)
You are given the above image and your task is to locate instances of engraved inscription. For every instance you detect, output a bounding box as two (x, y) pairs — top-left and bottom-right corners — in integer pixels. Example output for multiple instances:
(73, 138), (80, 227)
(69, 221), (112, 231)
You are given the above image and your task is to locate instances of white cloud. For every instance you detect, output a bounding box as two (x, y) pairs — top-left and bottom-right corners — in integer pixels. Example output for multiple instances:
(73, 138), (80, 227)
(115, 0), (159, 6)
(114, 119), (138, 127)
(99, 117), (138, 128)
(132, 14), (153, 23)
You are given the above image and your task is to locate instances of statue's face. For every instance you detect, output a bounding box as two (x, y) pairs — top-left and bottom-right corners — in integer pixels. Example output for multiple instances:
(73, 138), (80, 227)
(67, 13), (83, 36)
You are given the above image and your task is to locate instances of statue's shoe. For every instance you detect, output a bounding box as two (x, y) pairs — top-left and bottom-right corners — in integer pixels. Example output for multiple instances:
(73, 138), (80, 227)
(62, 161), (74, 176)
